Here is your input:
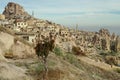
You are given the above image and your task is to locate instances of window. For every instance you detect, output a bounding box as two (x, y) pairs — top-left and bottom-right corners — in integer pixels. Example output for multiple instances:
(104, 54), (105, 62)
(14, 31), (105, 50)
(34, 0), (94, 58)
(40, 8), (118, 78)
(23, 36), (29, 41)
(21, 23), (23, 25)
(18, 23), (20, 25)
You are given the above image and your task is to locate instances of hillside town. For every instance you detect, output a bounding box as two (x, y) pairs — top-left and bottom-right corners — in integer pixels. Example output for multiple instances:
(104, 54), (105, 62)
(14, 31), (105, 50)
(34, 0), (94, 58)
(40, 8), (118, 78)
(0, 2), (120, 80)
(0, 2), (120, 55)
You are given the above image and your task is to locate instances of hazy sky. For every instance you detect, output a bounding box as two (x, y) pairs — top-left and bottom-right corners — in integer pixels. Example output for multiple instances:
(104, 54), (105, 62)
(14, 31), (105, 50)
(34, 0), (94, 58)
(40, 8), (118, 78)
(0, 0), (120, 34)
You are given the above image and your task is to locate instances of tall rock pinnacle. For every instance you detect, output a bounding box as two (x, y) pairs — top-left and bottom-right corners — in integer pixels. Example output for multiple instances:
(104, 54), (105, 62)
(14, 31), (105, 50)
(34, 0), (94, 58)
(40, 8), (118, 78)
(2, 2), (31, 19)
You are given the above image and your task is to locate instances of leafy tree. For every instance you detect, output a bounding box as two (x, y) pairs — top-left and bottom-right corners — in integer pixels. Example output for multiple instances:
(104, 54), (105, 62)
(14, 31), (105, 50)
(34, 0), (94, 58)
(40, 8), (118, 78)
(34, 33), (55, 80)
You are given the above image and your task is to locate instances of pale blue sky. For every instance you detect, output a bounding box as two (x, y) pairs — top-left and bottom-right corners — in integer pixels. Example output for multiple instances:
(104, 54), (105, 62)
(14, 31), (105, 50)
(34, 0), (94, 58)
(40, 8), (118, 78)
(0, 0), (120, 34)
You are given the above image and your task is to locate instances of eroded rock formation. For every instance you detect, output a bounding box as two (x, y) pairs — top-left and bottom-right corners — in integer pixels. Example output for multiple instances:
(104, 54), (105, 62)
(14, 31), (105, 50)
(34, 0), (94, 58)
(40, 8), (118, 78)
(3, 2), (31, 19)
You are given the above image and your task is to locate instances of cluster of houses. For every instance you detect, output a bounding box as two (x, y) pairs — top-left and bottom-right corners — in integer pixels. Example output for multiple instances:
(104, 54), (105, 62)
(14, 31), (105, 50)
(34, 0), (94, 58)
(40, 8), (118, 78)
(0, 14), (97, 48)
(0, 14), (70, 43)
(1, 13), (120, 54)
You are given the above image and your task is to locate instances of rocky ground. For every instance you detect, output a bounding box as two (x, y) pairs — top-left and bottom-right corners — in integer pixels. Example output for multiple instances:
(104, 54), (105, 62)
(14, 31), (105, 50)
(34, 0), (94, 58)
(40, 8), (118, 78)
(0, 26), (120, 80)
(0, 52), (120, 80)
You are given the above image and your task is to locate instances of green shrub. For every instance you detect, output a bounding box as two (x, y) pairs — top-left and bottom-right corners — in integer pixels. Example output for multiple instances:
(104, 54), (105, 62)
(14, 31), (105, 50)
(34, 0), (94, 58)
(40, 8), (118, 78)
(88, 45), (93, 48)
(115, 68), (120, 73)
(64, 53), (84, 70)
(54, 47), (63, 56)
(99, 52), (108, 56)
(109, 51), (118, 56)
(105, 56), (118, 66)
(65, 53), (75, 64)
(100, 51), (118, 56)
(35, 63), (44, 74)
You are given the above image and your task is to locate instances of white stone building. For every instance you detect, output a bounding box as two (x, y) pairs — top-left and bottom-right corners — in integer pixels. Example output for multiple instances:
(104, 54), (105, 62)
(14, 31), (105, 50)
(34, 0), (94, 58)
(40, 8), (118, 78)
(16, 21), (28, 28)
(14, 19), (28, 32)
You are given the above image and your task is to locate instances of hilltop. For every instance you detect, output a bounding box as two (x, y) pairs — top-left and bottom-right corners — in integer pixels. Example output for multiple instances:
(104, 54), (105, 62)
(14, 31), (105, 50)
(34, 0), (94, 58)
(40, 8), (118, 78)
(2, 2), (31, 20)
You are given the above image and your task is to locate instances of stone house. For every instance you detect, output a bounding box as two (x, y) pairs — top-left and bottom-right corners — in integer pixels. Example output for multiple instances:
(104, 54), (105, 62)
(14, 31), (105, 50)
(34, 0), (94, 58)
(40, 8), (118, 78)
(15, 32), (35, 43)
(32, 27), (40, 33)
(59, 29), (69, 37)
(14, 19), (28, 32)
(35, 22), (44, 27)
(0, 19), (9, 26)
(47, 25), (55, 31)
(54, 25), (60, 34)
(16, 20), (28, 28)
(26, 26), (33, 32)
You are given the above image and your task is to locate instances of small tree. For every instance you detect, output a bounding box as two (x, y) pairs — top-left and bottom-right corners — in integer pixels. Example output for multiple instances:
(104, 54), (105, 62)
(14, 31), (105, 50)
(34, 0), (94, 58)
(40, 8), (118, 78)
(34, 33), (55, 80)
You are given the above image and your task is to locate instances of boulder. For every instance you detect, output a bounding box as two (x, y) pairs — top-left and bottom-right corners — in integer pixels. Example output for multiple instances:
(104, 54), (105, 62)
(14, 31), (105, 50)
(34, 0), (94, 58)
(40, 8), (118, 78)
(116, 36), (120, 52)
(11, 41), (35, 58)
(0, 62), (32, 80)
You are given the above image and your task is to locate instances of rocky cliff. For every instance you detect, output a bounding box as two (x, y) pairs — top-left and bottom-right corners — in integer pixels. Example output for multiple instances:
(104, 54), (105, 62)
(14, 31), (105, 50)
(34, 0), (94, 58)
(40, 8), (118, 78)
(3, 2), (31, 19)
(0, 26), (35, 59)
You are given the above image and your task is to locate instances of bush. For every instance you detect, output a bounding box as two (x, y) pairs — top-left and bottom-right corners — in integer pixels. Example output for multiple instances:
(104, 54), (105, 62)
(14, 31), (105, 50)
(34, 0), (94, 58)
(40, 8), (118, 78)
(109, 51), (118, 56)
(115, 68), (120, 73)
(105, 56), (118, 66)
(99, 52), (108, 56)
(65, 53), (76, 64)
(35, 63), (44, 74)
(72, 46), (86, 56)
(4, 49), (13, 58)
(54, 47), (63, 56)
(99, 51), (119, 56)
(64, 53), (84, 70)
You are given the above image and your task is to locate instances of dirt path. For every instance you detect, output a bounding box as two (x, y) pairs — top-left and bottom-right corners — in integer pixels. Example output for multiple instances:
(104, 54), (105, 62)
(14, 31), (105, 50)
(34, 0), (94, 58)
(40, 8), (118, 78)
(77, 56), (120, 71)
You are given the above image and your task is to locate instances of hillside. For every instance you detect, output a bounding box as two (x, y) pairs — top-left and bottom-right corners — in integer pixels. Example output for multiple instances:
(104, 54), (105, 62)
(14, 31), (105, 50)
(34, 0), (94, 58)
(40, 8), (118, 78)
(0, 52), (120, 80)
(0, 2), (120, 80)
(0, 26), (120, 80)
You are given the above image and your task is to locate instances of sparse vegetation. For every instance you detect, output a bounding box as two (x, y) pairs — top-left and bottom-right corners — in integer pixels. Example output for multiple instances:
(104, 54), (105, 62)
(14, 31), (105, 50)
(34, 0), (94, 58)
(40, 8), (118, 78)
(99, 51), (119, 66)
(99, 51), (109, 56)
(35, 63), (44, 74)
(63, 53), (84, 70)
(115, 68), (120, 73)
(88, 45), (93, 48)
(54, 46), (63, 56)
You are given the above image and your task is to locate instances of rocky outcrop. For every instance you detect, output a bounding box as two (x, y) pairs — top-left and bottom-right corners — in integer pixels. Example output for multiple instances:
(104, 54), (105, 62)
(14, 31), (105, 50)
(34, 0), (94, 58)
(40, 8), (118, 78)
(0, 29), (35, 58)
(10, 40), (35, 58)
(111, 33), (116, 41)
(99, 28), (110, 37)
(92, 34), (100, 46)
(0, 48), (7, 62)
(3, 2), (31, 19)
(116, 36), (120, 52)
(0, 62), (32, 80)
